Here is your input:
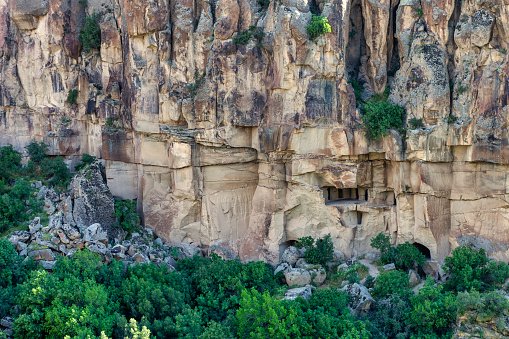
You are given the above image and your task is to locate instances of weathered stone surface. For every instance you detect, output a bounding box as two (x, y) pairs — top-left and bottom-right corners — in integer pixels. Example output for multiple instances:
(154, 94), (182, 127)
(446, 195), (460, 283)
(382, 263), (396, 271)
(72, 164), (116, 233)
(28, 249), (55, 261)
(274, 262), (290, 275)
(341, 283), (374, 315)
(8, 231), (30, 244)
(284, 268), (312, 287)
(281, 246), (303, 266)
(1, 0), (509, 267)
(283, 286), (313, 301)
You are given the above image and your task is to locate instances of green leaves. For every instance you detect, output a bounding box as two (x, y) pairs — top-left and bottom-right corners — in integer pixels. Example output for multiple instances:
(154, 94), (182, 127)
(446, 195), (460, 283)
(114, 199), (140, 234)
(307, 15), (332, 40)
(361, 100), (405, 140)
(296, 234), (334, 267)
(79, 13), (101, 53)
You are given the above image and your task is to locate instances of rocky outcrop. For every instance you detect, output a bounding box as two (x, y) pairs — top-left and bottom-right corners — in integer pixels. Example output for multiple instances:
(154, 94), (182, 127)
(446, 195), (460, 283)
(1, 0), (509, 264)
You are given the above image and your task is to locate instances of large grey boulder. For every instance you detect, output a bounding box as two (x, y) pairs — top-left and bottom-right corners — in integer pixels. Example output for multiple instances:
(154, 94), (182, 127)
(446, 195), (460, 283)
(8, 231), (30, 244)
(281, 246), (303, 266)
(178, 243), (202, 258)
(283, 287), (313, 301)
(341, 283), (374, 315)
(284, 268), (311, 287)
(72, 164), (116, 235)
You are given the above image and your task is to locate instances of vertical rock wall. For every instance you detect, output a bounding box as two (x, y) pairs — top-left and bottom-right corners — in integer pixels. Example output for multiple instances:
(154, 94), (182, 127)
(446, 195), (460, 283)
(0, 0), (508, 264)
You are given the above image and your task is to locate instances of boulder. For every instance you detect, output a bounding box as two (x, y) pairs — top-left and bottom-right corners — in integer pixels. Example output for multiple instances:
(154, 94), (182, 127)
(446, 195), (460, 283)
(337, 263), (349, 272)
(28, 249), (55, 261)
(274, 262), (290, 275)
(284, 268), (311, 287)
(295, 258), (314, 269)
(63, 224), (81, 240)
(423, 261), (447, 281)
(208, 243), (238, 260)
(178, 243), (202, 258)
(283, 286), (313, 301)
(84, 223), (108, 243)
(383, 263), (396, 271)
(309, 267), (327, 285)
(133, 252), (150, 263)
(40, 260), (56, 270)
(341, 283), (374, 315)
(409, 270), (421, 287)
(8, 231), (30, 244)
(281, 246), (302, 266)
(333, 250), (345, 261)
(0, 316), (13, 328)
(28, 217), (42, 233)
(72, 164), (116, 234)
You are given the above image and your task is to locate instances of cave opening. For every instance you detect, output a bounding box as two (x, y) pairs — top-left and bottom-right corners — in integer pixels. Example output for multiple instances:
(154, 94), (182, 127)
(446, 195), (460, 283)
(413, 242), (431, 259)
(387, 0), (401, 78)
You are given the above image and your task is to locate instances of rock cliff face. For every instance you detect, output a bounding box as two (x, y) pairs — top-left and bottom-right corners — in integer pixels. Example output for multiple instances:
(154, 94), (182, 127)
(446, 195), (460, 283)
(0, 0), (508, 264)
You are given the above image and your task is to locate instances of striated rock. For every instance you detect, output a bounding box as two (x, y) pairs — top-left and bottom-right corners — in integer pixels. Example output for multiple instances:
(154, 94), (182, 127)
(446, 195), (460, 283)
(1, 0), (509, 268)
(72, 164), (116, 234)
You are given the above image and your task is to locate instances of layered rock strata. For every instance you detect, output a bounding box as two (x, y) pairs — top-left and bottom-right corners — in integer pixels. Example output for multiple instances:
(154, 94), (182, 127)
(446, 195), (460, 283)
(1, 0), (509, 264)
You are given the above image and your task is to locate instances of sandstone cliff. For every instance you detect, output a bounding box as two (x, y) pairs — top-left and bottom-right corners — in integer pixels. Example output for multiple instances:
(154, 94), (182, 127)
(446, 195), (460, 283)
(0, 0), (508, 264)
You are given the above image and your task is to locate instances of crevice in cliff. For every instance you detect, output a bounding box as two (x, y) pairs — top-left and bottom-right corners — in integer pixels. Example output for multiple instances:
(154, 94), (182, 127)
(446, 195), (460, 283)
(387, 0), (401, 79)
(345, 0), (366, 81)
(446, 0), (461, 113)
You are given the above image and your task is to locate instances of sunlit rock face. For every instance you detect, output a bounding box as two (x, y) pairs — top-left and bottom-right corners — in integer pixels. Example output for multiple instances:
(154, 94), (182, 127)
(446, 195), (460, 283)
(1, 0), (509, 264)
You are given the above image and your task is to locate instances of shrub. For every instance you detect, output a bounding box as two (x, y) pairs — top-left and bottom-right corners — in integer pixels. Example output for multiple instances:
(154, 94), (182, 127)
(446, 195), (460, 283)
(362, 294), (411, 338)
(370, 233), (426, 271)
(348, 79), (364, 105)
(0, 179), (40, 232)
(114, 199), (140, 233)
(257, 0), (270, 10)
(394, 242), (426, 272)
(457, 290), (509, 322)
(66, 89), (78, 105)
(75, 153), (98, 172)
(40, 157), (71, 187)
(409, 117), (424, 129)
(25, 140), (49, 164)
(307, 15), (332, 40)
(407, 278), (457, 337)
(372, 270), (412, 300)
(0, 145), (22, 181)
(443, 245), (509, 292)
(295, 234), (334, 267)
(361, 100), (405, 140)
(79, 13), (101, 53)
(232, 26), (265, 47)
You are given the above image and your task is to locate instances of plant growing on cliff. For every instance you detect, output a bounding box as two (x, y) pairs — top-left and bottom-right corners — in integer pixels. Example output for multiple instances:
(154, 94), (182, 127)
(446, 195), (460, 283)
(232, 26), (265, 47)
(409, 117), (424, 129)
(114, 199), (140, 234)
(66, 89), (79, 105)
(295, 234), (334, 267)
(74, 153), (98, 172)
(79, 13), (101, 53)
(361, 100), (405, 140)
(307, 15), (331, 40)
(186, 71), (206, 97)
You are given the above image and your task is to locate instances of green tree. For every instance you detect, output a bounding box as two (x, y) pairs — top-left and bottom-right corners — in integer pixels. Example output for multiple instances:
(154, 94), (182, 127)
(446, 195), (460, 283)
(307, 15), (332, 40)
(361, 101), (405, 140)
(372, 270), (412, 300)
(79, 13), (101, 53)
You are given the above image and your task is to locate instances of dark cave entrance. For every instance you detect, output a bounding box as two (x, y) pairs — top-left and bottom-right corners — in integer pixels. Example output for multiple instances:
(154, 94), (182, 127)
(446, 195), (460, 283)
(413, 242), (431, 259)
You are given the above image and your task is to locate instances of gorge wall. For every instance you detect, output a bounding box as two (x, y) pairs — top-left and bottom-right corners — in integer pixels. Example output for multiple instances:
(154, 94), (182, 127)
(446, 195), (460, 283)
(1, 0), (509, 264)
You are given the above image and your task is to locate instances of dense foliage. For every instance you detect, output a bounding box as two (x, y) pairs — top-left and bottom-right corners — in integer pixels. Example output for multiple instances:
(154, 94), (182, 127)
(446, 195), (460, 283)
(443, 245), (509, 292)
(370, 233), (426, 271)
(25, 140), (71, 188)
(361, 100), (405, 140)
(295, 234), (334, 267)
(114, 199), (140, 234)
(79, 13), (101, 53)
(307, 15), (332, 40)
